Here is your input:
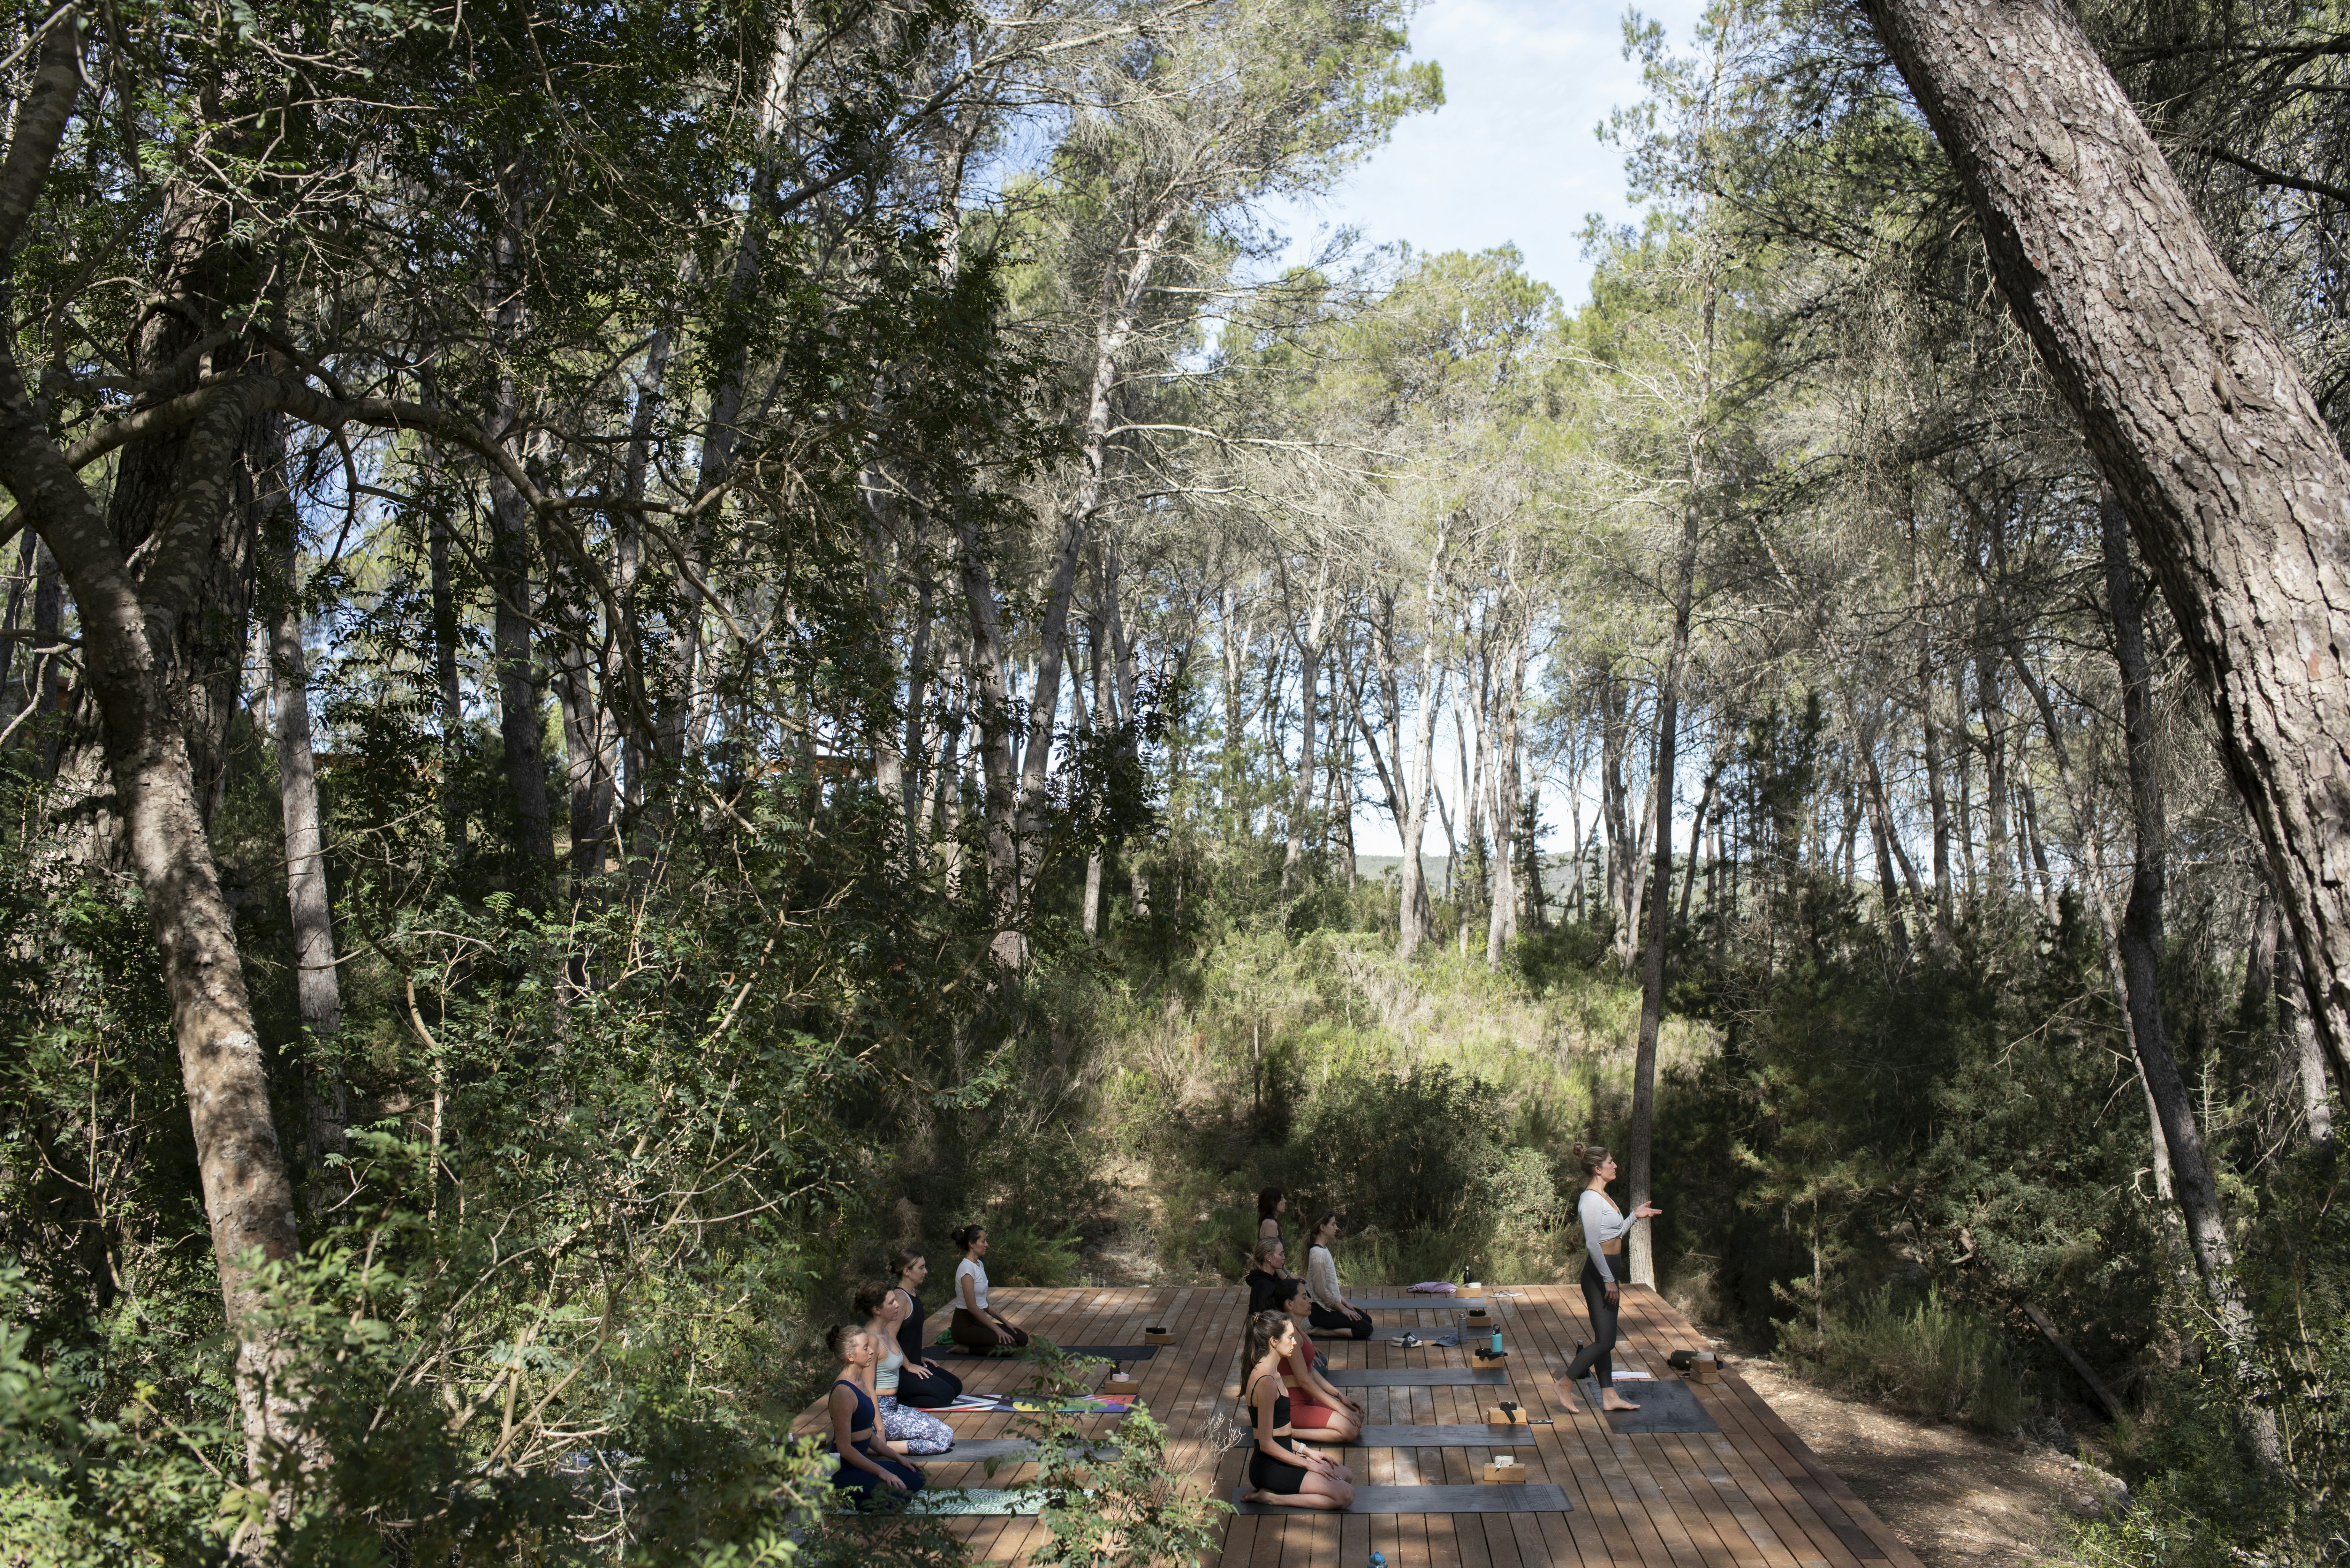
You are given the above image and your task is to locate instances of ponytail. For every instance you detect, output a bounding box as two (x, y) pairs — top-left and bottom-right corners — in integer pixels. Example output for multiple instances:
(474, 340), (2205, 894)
(1244, 1309), (1291, 1373)
(950, 1225), (986, 1255)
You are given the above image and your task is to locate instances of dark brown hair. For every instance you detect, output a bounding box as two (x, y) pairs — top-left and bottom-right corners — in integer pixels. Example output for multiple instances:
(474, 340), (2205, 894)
(888, 1248), (926, 1278)
(1572, 1142), (1611, 1179)
(825, 1323), (868, 1359)
(852, 1281), (895, 1320)
(950, 1225), (986, 1254)
(1257, 1186), (1284, 1220)
(1244, 1309), (1294, 1374)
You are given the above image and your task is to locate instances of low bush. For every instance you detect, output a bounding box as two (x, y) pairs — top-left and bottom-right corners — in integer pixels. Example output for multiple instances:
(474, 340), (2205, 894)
(1783, 1287), (2026, 1431)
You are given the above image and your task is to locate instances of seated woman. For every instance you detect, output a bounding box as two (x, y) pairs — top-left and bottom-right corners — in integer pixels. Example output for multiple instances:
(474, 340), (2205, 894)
(1240, 1309), (1353, 1510)
(883, 1248), (964, 1409)
(856, 1282), (957, 1453)
(825, 1325), (924, 1505)
(948, 1225), (1032, 1349)
(1244, 1237), (1293, 1316)
(1257, 1187), (1287, 1246)
(1303, 1214), (1374, 1341)
(1276, 1278), (1365, 1445)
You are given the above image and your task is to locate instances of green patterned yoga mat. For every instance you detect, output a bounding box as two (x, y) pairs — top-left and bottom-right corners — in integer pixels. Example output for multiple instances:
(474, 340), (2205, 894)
(839, 1486), (1087, 1516)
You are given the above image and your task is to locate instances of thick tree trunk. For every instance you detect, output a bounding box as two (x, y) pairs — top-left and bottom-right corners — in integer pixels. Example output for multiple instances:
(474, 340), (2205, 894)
(954, 519), (1024, 967)
(1918, 667), (1954, 947)
(428, 496), (469, 860)
(0, 25), (302, 1476)
(484, 289), (553, 873)
(1864, 0), (2350, 1092)
(1282, 570), (1330, 893)
(1485, 627), (1528, 967)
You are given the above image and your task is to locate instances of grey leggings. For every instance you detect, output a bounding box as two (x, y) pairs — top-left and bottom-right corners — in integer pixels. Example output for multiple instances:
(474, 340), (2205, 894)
(1564, 1257), (1620, 1388)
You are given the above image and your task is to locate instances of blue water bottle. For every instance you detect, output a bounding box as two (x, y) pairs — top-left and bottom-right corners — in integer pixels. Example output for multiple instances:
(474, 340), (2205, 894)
(1371, 1555), (1388, 1568)
(1490, 1328), (1504, 1357)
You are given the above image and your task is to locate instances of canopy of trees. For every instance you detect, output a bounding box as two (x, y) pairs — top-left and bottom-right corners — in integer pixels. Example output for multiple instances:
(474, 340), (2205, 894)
(0, 0), (2342, 1562)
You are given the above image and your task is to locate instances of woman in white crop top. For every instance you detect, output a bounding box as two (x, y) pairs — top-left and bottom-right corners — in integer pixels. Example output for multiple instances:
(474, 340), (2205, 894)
(946, 1225), (1031, 1349)
(1558, 1141), (1660, 1413)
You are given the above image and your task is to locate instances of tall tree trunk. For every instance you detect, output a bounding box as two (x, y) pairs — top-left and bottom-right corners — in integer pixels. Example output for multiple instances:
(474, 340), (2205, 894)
(485, 237), (554, 875)
(1396, 531), (1448, 958)
(428, 495), (468, 860)
(1918, 667), (1954, 948)
(2098, 492), (2277, 1457)
(1864, 0), (2350, 1094)
(954, 519), (1024, 967)
(267, 475), (344, 1182)
(1485, 624), (1528, 967)
(1281, 562), (1331, 893)
(1975, 651), (2011, 894)
(0, 22), (303, 1475)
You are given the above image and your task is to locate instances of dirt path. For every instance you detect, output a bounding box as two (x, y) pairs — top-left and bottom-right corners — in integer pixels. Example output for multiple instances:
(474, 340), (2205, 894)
(1733, 1357), (2125, 1568)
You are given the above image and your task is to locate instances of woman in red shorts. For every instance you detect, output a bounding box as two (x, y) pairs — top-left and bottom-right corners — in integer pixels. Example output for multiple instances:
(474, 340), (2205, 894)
(1276, 1278), (1364, 1444)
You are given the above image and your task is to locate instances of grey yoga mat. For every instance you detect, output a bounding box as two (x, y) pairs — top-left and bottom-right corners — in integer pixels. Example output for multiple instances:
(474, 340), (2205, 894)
(838, 1486), (1075, 1516)
(1346, 1423), (1552, 1446)
(940, 1343), (1159, 1360)
(911, 1438), (1122, 1463)
(1577, 1376), (1721, 1434)
(1323, 1367), (1509, 1387)
(1227, 1482), (1572, 1515)
(1348, 1297), (1478, 1310)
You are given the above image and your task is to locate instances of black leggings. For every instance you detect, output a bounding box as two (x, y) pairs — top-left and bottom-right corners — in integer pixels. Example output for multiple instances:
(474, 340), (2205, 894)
(1564, 1257), (1621, 1388)
(895, 1361), (964, 1408)
(1309, 1302), (1373, 1339)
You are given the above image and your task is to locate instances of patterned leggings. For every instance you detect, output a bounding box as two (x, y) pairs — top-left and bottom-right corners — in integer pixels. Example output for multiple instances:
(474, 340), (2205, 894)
(878, 1395), (956, 1454)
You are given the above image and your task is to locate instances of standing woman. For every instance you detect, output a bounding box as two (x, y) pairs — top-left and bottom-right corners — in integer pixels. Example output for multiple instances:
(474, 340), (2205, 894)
(1558, 1142), (1659, 1414)
(1303, 1214), (1373, 1340)
(825, 1326), (924, 1503)
(856, 1282), (958, 1453)
(1239, 1309), (1354, 1510)
(1276, 1278), (1366, 1444)
(948, 1225), (1031, 1349)
(1257, 1187), (1288, 1245)
(885, 1249), (964, 1408)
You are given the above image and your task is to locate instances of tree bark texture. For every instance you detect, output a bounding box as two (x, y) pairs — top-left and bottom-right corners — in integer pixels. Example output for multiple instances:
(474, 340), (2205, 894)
(1864, 0), (2350, 1085)
(0, 17), (302, 1470)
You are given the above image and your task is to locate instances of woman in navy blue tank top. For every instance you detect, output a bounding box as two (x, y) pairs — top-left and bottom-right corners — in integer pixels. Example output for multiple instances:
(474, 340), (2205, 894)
(825, 1325), (924, 1503)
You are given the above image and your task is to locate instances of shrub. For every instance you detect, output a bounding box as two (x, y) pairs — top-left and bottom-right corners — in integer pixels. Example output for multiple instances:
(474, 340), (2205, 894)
(1290, 1065), (1503, 1238)
(985, 1221), (1085, 1287)
(1784, 1287), (2026, 1431)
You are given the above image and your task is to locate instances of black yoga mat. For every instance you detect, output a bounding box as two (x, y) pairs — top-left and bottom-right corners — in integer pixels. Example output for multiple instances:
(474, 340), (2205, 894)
(1348, 1423), (1553, 1446)
(1227, 1482), (1572, 1515)
(918, 1438), (1121, 1463)
(1577, 1377), (1720, 1434)
(1323, 1367), (1508, 1387)
(939, 1344), (1159, 1360)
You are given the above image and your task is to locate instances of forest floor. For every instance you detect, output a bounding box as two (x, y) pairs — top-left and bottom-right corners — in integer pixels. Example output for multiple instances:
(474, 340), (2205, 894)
(1731, 1356), (2123, 1568)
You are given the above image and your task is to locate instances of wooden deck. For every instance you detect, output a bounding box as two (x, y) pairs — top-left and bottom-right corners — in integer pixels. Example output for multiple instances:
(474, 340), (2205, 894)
(794, 1284), (1926, 1568)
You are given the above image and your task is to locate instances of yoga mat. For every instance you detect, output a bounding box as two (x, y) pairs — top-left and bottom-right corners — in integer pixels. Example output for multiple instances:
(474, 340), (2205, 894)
(947, 1395), (1135, 1415)
(939, 1344), (1159, 1360)
(1576, 1377), (1720, 1434)
(1349, 1298), (1471, 1310)
(918, 1438), (1122, 1463)
(1323, 1367), (1508, 1387)
(1227, 1483), (1572, 1515)
(840, 1486), (1081, 1516)
(1347, 1423), (1553, 1446)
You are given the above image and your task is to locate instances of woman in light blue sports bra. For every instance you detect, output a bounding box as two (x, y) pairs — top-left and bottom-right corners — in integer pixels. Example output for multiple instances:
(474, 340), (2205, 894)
(1559, 1141), (1660, 1414)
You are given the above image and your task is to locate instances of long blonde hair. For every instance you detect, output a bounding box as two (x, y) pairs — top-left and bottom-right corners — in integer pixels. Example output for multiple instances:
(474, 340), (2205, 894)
(1249, 1237), (1285, 1272)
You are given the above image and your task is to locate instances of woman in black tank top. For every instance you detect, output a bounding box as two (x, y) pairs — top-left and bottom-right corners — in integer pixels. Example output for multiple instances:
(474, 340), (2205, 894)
(1240, 1309), (1353, 1509)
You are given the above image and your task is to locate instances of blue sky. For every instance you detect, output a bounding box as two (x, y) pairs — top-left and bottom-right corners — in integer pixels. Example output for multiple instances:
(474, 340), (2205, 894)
(1262, 0), (1709, 314)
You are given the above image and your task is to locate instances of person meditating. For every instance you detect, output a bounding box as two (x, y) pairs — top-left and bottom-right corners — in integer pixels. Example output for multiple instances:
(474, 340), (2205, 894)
(1276, 1278), (1365, 1443)
(1239, 1309), (1354, 1510)
(1303, 1214), (1373, 1340)
(1558, 1141), (1661, 1414)
(1258, 1187), (1288, 1245)
(949, 1225), (1031, 1348)
(1245, 1237), (1295, 1315)
(825, 1325), (924, 1504)
(883, 1248), (964, 1408)
(856, 1282), (957, 1453)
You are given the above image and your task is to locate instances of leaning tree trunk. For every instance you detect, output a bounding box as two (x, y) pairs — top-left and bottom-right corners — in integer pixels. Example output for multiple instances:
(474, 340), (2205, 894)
(0, 21), (303, 1477)
(1862, 0), (2350, 1097)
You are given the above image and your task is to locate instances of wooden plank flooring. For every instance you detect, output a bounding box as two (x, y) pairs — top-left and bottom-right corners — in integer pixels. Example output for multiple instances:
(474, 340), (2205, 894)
(791, 1285), (1923, 1568)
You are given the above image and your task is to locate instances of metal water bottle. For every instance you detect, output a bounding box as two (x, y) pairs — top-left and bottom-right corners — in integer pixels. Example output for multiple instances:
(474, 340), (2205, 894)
(1490, 1328), (1504, 1357)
